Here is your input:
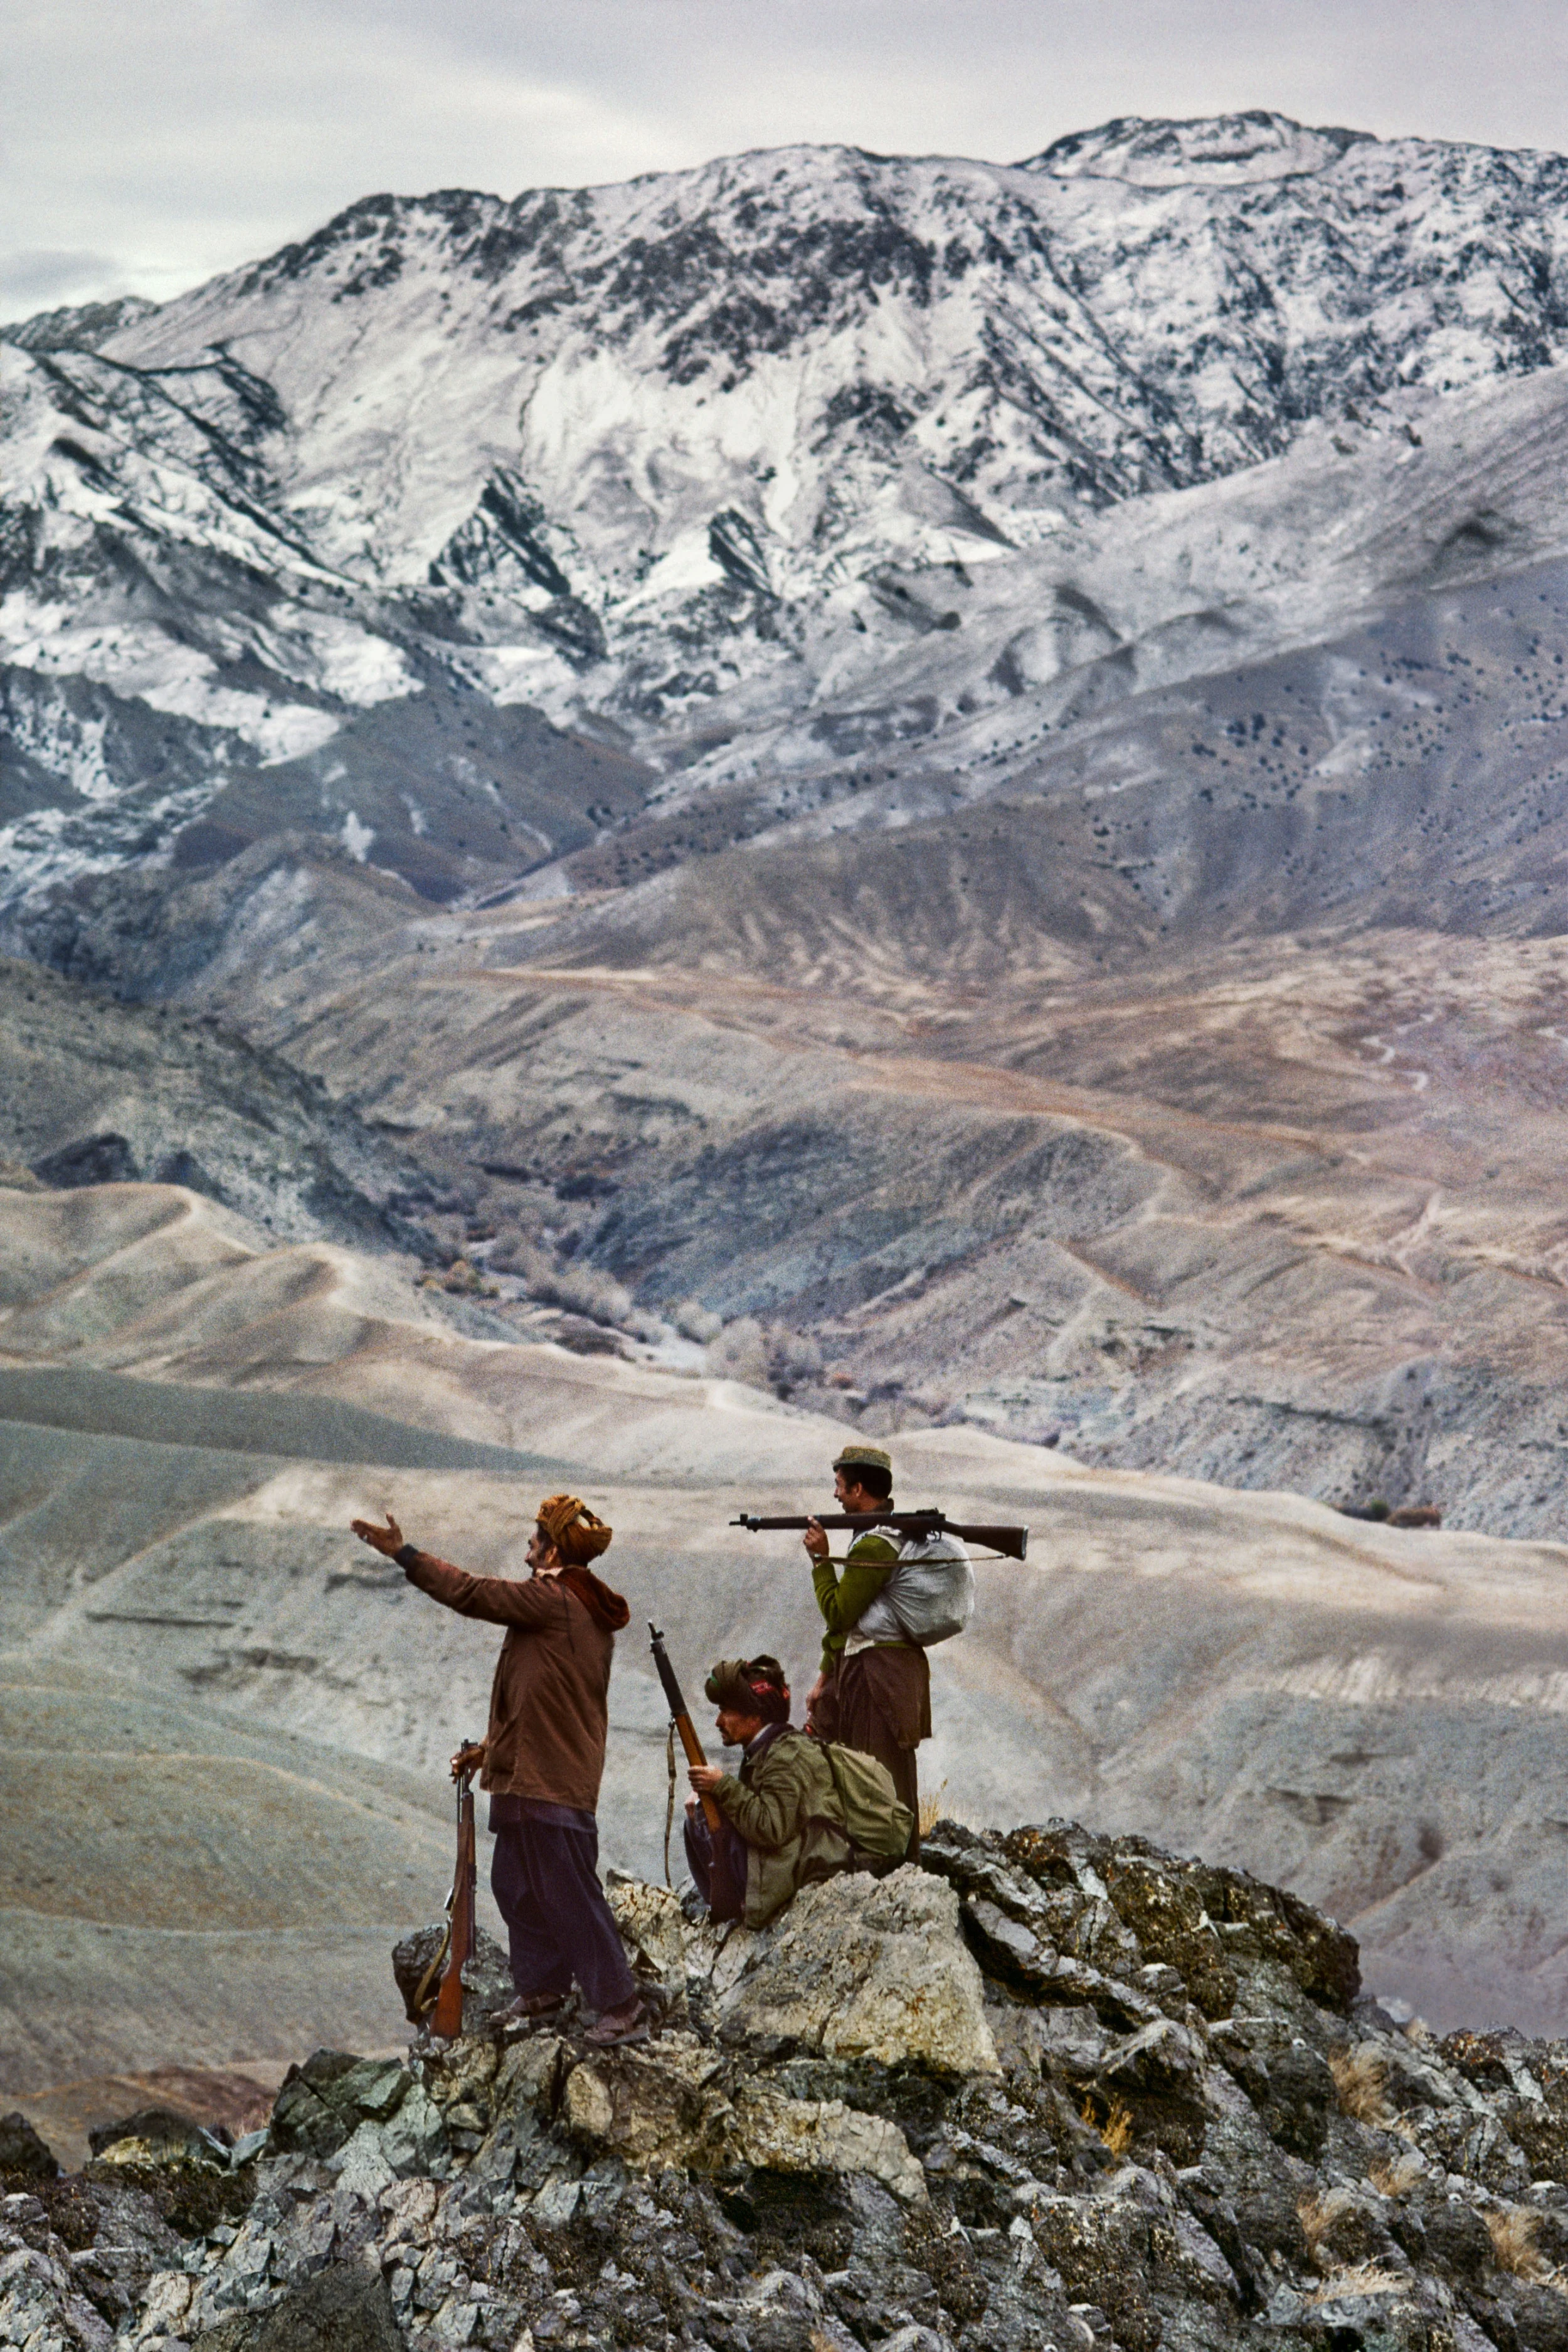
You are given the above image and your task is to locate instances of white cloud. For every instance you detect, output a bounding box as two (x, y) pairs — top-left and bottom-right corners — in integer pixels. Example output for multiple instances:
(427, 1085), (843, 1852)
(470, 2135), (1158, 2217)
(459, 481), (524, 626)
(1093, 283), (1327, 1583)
(0, 249), (132, 310)
(4, 0), (1568, 323)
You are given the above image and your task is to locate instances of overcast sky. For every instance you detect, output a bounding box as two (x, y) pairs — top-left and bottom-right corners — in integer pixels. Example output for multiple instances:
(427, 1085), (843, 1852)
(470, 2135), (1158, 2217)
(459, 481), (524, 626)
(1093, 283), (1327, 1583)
(6, 0), (1568, 322)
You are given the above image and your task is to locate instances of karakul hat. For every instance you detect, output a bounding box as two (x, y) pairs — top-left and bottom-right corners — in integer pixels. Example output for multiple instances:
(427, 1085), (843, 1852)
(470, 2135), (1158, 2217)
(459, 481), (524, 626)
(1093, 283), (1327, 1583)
(832, 1443), (893, 1475)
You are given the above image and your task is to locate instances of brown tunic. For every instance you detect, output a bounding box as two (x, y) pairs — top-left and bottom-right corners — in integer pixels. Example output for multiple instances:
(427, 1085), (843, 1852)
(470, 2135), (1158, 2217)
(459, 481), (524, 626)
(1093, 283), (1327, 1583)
(812, 1642), (930, 1857)
(401, 1549), (615, 1813)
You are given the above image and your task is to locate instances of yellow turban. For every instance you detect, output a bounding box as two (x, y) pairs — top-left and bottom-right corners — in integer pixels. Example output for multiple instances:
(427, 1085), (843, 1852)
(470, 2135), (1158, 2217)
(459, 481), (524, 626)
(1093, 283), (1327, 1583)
(536, 1493), (613, 1567)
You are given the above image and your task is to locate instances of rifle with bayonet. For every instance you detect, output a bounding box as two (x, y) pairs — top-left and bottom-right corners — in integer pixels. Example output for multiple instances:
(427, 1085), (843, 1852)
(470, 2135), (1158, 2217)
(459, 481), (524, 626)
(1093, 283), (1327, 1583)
(731, 1507), (1028, 1561)
(429, 1739), (479, 2038)
(649, 1622), (722, 1832)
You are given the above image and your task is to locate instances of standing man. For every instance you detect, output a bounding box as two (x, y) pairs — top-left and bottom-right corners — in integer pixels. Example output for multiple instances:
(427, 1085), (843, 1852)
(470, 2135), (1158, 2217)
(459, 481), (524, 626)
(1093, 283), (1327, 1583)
(351, 1495), (647, 2048)
(803, 1443), (929, 1854)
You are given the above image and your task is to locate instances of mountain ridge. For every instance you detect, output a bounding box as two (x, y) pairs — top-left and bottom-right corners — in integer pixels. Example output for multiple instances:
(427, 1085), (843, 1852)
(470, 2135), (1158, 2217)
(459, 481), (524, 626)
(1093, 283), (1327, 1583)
(10, 112), (1568, 919)
(9, 112), (1568, 1526)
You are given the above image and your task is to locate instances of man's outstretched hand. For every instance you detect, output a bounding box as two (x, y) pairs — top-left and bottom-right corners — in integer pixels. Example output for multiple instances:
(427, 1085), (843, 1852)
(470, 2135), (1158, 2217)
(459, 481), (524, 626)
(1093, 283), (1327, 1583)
(352, 1512), (405, 1559)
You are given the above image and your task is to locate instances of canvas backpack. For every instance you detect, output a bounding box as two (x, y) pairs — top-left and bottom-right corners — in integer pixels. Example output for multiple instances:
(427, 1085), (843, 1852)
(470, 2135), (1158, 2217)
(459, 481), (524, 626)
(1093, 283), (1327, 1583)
(798, 1737), (914, 1884)
(852, 1527), (975, 1648)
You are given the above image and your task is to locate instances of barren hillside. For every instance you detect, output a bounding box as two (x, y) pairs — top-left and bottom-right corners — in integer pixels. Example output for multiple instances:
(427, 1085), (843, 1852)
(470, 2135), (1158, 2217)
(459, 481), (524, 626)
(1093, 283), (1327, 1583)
(8, 1175), (1568, 2095)
(7, 114), (1568, 2124)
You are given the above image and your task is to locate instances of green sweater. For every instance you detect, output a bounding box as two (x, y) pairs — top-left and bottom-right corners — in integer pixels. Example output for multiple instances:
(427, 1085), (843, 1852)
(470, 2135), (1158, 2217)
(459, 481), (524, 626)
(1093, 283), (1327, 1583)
(811, 1528), (901, 1673)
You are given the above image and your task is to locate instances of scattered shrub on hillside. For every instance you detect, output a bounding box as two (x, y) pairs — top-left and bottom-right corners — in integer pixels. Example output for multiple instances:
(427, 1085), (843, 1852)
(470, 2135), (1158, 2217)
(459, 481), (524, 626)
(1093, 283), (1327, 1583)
(1368, 2149), (1424, 2198)
(424, 1213), (470, 1260)
(491, 1237), (660, 1335)
(703, 1318), (828, 1394)
(766, 1327), (824, 1393)
(1305, 2265), (1409, 2305)
(707, 1317), (768, 1385)
(1329, 2046), (1392, 2125)
(1487, 2206), (1550, 2279)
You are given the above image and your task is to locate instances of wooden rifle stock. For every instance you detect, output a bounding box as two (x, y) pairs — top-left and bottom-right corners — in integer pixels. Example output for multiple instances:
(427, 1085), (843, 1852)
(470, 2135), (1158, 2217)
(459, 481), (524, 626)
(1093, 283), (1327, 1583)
(731, 1508), (1029, 1562)
(432, 1745), (479, 2039)
(649, 1622), (723, 1831)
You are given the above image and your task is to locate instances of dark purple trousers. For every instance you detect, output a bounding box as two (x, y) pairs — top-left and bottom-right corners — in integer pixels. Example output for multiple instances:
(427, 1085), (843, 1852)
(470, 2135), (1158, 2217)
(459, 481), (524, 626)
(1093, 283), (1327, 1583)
(490, 1814), (637, 2012)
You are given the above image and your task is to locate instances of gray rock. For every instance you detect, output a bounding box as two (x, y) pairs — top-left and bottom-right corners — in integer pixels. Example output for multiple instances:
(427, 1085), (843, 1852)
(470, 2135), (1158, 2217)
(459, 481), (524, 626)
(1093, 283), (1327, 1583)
(375, 2086), (448, 2179)
(268, 2055), (419, 2163)
(0, 2112), (60, 2180)
(194, 2262), (403, 2352)
(709, 1866), (1000, 2072)
(1097, 2016), (1205, 2092)
(733, 2085), (926, 2205)
(605, 1870), (687, 2016)
(325, 2127), (396, 2203)
(0, 2196), (114, 2352)
(391, 1924), (512, 2035)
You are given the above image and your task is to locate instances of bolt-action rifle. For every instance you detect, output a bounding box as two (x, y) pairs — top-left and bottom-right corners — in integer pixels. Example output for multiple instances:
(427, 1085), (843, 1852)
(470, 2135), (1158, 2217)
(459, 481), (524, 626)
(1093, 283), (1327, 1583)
(430, 1740), (480, 2038)
(649, 1623), (723, 1832)
(731, 1507), (1028, 1561)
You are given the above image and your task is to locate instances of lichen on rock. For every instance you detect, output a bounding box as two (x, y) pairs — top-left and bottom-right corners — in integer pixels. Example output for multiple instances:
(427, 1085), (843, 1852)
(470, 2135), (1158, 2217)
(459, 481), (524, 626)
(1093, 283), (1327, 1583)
(701, 1863), (1000, 2072)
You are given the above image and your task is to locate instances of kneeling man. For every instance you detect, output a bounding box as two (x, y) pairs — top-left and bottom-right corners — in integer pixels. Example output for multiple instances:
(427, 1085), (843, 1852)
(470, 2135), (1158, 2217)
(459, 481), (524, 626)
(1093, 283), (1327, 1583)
(684, 1656), (840, 1929)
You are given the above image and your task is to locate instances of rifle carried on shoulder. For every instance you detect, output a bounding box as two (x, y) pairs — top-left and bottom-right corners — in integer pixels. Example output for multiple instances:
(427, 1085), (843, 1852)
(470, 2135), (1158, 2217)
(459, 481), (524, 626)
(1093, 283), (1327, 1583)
(430, 1740), (479, 2039)
(649, 1623), (722, 1831)
(731, 1507), (1028, 1561)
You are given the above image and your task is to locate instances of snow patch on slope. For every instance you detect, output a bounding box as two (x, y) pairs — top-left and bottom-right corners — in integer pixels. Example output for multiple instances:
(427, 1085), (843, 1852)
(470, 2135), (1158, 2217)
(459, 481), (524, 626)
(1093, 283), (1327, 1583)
(1028, 110), (1368, 185)
(9, 117), (1568, 903)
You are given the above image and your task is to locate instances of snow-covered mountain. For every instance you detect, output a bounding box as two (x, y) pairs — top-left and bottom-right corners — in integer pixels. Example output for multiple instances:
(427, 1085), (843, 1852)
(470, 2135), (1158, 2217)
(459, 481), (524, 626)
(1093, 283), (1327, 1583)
(9, 109), (1568, 910)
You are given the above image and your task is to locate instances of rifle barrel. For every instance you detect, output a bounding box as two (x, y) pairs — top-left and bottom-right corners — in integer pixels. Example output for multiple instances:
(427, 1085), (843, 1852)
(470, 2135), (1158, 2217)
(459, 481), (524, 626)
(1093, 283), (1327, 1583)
(649, 1621), (722, 1831)
(432, 1742), (479, 2039)
(729, 1510), (1028, 1560)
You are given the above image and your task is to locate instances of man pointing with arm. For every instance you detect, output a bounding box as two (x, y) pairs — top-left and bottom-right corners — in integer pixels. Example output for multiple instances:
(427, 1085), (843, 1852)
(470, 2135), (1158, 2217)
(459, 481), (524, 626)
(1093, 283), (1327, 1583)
(352, 1495), (647, 2047)
(803, 1443), (929, 1857)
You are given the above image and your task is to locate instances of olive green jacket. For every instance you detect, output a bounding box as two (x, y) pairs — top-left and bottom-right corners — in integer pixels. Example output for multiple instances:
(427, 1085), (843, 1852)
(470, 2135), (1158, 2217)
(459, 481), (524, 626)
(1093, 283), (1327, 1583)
(709, 1725), (846, 1927)
(810, 1528), (901, 1672)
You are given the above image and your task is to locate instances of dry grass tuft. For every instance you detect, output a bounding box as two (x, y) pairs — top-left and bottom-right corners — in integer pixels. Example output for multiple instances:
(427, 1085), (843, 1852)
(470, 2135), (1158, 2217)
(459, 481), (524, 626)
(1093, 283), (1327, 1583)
(1329, 2045), (1394, 2125)
(1368, 2150), (1424, 2199)
(1304, 2265), (1409, 2306)
(1299, 2188), (1355, 2265)
(918, 1782), (949, 1835)
(1487, 2207), (1549, 2280)
(1080, 2095), (1135, 2157)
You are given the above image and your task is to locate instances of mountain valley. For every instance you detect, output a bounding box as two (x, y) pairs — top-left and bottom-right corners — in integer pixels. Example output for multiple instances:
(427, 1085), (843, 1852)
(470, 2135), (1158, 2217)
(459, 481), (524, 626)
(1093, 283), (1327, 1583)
(8, 107), (1568, 2102)
(9, 1170), (1568, 2107)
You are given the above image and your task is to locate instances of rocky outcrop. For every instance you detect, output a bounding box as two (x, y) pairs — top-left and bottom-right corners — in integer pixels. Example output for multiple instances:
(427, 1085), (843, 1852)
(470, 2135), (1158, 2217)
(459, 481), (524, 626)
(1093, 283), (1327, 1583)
(0, 2116), (60, 2184)
(14, 113), (1568, 898)
(389, 1929), (514, 2042)
(0, 955), (437, 1258)
(16, 1821), (1568, 2352)
(701, 1870), (999, 2074)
